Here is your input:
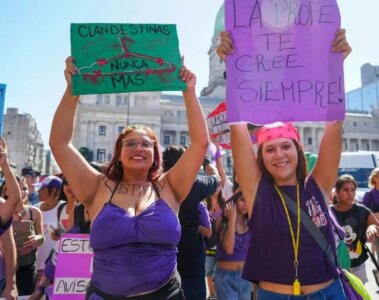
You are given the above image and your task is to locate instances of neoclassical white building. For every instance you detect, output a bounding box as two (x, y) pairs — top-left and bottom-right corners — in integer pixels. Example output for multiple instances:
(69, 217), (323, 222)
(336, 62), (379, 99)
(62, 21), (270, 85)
(73, 3), (379, 171)
(3, 108), (44, 175)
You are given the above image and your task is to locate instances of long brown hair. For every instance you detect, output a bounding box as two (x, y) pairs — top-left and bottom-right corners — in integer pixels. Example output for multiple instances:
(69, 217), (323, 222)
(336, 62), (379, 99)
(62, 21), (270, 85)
(105, 125), (162, 182)
(256, 139), (307, 185)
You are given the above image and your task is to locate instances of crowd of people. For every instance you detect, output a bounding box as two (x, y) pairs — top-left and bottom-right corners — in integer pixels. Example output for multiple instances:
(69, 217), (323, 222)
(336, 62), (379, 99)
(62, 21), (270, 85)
(0, 26), (379, 300)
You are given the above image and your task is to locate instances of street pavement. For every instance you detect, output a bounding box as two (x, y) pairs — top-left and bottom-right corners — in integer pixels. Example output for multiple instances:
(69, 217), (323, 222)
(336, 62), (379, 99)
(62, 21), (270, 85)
(364, 253), (379, 298)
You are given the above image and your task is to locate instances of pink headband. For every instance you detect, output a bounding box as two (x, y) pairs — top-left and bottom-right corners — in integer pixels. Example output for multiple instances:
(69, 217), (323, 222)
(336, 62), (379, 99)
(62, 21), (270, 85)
(255, 122), (300, 146)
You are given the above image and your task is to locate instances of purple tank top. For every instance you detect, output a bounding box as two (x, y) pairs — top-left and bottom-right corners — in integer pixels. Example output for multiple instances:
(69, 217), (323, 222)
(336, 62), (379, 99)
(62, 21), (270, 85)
(242, 176), (338, 285)
(90, 199), (181, 296)
(217, 230), (251, 261)
(0, 218), (12, 236)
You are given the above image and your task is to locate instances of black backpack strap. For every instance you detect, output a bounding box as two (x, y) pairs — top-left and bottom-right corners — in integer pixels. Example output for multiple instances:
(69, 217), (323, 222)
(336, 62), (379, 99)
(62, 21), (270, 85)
(57, 202), (67, 226)
(109, 181), (120, 203)
(29, 207), (34, 221)
(278, 187), (337, 267)
(74, 205), (83, 227)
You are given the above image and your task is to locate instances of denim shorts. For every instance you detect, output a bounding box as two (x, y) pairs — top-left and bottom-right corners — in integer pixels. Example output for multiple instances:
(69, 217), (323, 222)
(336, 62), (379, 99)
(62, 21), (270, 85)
(214, 266), (252, 300)
(256, 278), (347, 300)
(205, 255), (216, 276)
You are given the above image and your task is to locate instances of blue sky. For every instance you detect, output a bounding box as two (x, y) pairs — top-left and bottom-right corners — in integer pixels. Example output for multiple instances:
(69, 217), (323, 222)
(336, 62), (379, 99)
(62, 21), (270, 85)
(0, 0), (378, 146)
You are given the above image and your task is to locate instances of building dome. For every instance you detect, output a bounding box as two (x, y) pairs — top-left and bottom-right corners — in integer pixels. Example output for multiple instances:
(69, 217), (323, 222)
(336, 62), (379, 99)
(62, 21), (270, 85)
(214, 3), (225, 37)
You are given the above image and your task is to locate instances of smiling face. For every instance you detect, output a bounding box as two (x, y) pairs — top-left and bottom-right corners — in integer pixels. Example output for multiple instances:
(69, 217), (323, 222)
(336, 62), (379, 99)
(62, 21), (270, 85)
(261, 138), (299, 186)
(119, 131), (155, 173)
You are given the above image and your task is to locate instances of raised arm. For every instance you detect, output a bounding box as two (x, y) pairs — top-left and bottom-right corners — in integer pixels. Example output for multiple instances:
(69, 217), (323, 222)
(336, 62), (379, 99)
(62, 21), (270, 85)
(0, 226), (17, 300)
(0, 138), (21, 226)
(217, 32), (261, 217)
(165, 66), (209, 202)
(311, 29), (352, 195)
(230, 125), (260, 218)
(311, 122), (343, 195)
(219, 201), (237, 255)
(211, 139), (229, 188)
(49, 57), (102, 206)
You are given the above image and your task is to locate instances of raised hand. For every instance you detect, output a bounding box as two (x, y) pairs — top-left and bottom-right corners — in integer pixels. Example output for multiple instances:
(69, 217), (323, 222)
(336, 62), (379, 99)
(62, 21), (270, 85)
(332, 29), (352, 60)
(64, 56), (78, 87)
(0, 138), (9, 169)
(216, 31), (234, 61)
(180, 58), (196, 92)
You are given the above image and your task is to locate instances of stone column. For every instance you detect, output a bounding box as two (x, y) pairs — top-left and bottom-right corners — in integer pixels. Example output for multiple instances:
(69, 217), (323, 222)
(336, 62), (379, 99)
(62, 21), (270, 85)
(357, 139), (362, 151)
(298, 127), (304, 145)
(311, 127), (317, 153)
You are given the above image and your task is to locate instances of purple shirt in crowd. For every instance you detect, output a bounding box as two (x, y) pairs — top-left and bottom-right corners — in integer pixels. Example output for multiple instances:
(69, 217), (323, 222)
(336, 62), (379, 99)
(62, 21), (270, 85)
(362, 189), (379, 213)
(90, 199), (181, 296)
(198, 202), (211, 228)
(242, 176), (338, 285)
(0, 218), (12, 236)
(217, 229), (251, 262)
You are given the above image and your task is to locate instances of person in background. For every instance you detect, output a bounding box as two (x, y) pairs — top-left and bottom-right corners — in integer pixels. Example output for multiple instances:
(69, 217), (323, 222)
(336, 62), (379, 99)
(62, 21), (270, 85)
(0, 138), (21, 235)
(30, 203), (91, 300)
(50, 57), (209, 299)
(56, 176), (78, 231)
(214, 191), (251, 300)
(162, 146), (219, 300)
(0, 138), (21, 299)
(0, 226), (17, 300)
(212, 139), (234, 200)
(362, 167), (379, 264)
(204, 188), (224, 300)
(33, 175), (63, 288)
(7, 176), (44, 296)
(331, 174), (379, 283)
(21, 167), (41, 206)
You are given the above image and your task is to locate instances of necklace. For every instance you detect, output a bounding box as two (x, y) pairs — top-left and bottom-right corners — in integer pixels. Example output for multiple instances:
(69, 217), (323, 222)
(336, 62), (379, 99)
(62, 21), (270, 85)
(274, 183), (301, 296)
(15, 207), (27, 219)
(235, 220), (248, 246)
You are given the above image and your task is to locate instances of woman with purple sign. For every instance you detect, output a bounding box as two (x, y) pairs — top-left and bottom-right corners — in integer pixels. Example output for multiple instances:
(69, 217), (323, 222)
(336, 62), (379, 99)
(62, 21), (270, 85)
(50, 56), (209, 299)
(217, 30), (353, 299)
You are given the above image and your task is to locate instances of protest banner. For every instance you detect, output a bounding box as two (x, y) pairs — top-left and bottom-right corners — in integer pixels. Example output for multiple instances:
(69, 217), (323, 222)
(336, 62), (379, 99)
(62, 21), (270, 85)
(0, 84), (6, 136)
(52, 234), (93, 300)
(207, 101), (231, 149)
(71, 23), (186, 95)
(225, 0), (345, 124)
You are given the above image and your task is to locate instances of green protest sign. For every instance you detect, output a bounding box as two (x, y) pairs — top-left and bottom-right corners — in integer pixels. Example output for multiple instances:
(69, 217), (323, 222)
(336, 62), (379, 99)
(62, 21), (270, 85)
(70, 23), (186, 95)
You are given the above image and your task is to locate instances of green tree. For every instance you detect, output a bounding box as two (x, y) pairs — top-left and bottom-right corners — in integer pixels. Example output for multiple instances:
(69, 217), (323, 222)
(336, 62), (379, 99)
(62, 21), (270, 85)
(79, 146), (93, 162)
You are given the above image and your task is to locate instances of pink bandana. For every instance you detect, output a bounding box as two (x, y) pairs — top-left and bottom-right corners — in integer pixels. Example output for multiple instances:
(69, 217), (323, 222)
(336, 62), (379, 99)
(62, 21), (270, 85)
(255, 122), (300, 146)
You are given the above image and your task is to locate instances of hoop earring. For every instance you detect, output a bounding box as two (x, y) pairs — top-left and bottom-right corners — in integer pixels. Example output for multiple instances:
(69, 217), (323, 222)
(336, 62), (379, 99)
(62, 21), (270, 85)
(116, 161), (122, 169)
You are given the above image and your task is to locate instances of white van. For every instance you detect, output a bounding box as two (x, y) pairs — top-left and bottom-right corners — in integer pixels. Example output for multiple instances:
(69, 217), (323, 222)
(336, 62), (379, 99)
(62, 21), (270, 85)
(338, 152), (378, 201)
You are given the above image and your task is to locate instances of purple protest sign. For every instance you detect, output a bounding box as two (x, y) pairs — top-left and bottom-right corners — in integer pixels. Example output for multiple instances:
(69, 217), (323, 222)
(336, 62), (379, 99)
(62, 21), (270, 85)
(52, 234), (93, 300)
(225, 0), (345, 124)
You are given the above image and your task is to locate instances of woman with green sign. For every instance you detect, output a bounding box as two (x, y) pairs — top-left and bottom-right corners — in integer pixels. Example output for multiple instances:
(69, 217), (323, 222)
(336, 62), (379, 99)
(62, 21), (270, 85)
(50, 56), (209, 299)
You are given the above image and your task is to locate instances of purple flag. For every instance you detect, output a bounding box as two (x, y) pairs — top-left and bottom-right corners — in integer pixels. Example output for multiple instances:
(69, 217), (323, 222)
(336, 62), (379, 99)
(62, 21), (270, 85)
(225, 0), (345, 124)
